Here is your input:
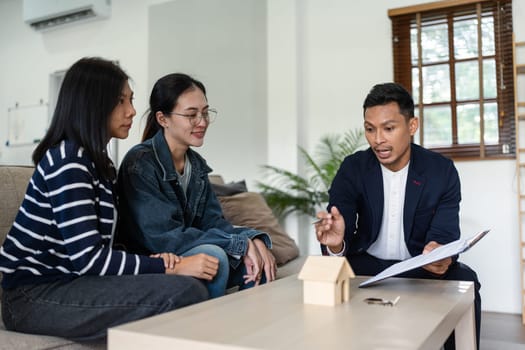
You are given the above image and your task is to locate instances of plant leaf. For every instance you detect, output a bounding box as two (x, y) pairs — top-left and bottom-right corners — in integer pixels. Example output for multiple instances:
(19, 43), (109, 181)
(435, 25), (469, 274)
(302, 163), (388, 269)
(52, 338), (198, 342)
(257, 128), (365, 220)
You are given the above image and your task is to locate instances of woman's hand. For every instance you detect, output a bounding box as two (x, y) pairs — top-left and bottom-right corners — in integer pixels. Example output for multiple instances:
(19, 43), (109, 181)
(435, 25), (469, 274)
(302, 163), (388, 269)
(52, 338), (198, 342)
(150, 252), (181, 270)
(243, 239), (263, 285)
(253, 238), (277, 282)
(169, 253), (219, 280)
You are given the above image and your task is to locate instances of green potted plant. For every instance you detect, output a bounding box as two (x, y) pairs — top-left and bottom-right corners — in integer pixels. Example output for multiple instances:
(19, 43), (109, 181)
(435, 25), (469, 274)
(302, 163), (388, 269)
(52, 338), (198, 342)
(257, 129), (366, 219)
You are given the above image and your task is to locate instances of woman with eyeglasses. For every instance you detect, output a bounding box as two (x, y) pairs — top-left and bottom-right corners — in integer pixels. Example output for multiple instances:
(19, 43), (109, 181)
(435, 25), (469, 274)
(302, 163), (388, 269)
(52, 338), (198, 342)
(117, 73), (276, 298)
(0, 59), (208, 341)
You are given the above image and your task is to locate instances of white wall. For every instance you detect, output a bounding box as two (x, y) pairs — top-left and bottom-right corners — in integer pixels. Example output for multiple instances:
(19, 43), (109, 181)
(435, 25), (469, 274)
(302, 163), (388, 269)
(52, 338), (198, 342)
(148, 0), (267, 186)
(0, 0), (523, 314)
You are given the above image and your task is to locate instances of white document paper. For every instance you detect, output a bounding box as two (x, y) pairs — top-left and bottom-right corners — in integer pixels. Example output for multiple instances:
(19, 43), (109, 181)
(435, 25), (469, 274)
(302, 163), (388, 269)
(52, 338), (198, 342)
(359, 229), (490, 288)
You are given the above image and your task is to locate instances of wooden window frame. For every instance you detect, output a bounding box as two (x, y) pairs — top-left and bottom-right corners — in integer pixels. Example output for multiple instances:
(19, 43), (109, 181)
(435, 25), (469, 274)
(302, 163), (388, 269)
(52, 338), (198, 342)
(389, 0), (514, 160)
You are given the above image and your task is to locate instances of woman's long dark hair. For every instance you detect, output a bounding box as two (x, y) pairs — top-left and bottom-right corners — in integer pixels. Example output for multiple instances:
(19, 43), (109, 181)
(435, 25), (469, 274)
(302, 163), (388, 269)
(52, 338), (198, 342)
(32, 57), (129, 180)
(142, 73), (206, 142)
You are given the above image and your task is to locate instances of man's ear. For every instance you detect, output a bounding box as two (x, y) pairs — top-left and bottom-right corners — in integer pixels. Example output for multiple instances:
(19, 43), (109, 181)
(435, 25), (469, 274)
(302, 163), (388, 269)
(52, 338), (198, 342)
(156, 111), (167, 128)
(409, 117), (419, 136)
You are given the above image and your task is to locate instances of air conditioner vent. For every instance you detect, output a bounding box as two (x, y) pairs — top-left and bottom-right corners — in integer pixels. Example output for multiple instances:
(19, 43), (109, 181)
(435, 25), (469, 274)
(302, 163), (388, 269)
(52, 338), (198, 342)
(29, 9), (96, 30)
(23, 0), (110, 31)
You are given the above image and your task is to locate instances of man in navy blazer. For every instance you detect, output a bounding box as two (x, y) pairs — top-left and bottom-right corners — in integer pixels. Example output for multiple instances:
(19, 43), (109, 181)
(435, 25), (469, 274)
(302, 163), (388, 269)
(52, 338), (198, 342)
(315, 83), (480, 350)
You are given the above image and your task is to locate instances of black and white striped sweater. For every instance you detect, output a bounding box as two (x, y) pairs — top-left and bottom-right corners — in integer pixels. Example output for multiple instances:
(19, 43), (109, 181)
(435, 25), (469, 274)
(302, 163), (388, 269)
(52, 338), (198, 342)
(0, 140), (164, 290)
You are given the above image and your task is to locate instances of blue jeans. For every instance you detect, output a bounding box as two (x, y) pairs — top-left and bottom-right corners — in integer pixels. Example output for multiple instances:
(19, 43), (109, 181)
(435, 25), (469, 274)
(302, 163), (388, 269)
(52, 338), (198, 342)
(181, 244), (266, 298)
(1, 274), (207, 341)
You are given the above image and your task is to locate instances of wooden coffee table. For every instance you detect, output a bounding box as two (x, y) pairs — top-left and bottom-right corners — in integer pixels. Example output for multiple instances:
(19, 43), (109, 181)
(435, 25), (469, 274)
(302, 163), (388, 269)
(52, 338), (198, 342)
(108, 275), (476, 349)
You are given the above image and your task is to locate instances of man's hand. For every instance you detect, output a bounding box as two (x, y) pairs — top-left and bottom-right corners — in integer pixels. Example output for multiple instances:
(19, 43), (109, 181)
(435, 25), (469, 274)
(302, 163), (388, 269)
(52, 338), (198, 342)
(167, 253), (219, 280)
(315, 206), (346, 254)
(253, 238), (277, 282)
(421, 241), (452, 275)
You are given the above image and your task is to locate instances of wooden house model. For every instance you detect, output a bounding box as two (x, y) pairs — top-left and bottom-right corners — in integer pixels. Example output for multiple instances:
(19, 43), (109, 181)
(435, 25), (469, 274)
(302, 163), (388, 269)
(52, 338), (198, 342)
(298, 256), (355, 306)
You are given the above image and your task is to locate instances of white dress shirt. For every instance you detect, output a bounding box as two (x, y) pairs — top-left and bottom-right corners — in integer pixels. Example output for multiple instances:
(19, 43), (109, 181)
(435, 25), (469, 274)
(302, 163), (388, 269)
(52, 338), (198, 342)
(366, 163), (412, 260)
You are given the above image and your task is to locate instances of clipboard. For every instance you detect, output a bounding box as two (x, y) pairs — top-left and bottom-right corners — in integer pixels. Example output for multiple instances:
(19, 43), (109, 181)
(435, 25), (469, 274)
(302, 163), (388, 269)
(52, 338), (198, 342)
(359, 229), (490, 288)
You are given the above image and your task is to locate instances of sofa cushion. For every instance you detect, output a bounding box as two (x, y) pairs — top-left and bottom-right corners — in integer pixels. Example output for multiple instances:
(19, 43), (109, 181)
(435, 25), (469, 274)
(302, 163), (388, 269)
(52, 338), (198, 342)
(209, 178), (300, 266)
(210, 180), (247, 197)
(0, 166), (33, 240)
(0, 326), (105, 349)
(276, 255), (305, 279)
(208, 174), (225, 186)
(217, 191), (300, 266)
(0, 166), (34, 300)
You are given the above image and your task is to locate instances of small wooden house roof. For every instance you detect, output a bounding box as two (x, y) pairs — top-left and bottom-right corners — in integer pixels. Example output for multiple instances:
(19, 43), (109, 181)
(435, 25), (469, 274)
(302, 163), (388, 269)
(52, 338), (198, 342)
(298, 256), (355, 282)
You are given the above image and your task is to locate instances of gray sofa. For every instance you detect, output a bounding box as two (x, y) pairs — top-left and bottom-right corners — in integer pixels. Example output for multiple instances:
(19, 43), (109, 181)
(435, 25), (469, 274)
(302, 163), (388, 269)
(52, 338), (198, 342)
(0, 165), (304, 349)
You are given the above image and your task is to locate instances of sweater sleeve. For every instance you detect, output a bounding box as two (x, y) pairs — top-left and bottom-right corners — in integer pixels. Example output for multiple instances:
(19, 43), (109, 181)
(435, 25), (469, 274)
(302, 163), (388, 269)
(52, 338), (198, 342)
(40, 153), (165, 276)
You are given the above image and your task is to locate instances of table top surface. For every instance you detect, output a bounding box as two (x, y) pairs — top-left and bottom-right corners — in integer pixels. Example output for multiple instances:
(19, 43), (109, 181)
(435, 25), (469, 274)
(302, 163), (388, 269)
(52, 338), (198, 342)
(108, 274), (474, 350)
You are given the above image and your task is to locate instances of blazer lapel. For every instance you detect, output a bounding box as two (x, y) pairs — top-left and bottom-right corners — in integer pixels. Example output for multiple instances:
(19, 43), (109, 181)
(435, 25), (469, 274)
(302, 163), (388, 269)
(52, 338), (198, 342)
(403, 147), (426, 242)
(363, 156), (383, 241)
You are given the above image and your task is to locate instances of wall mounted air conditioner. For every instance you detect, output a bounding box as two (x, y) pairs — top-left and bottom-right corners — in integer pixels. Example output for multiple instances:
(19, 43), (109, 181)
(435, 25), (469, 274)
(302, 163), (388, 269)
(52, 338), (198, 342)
(23, 0), (111, 31)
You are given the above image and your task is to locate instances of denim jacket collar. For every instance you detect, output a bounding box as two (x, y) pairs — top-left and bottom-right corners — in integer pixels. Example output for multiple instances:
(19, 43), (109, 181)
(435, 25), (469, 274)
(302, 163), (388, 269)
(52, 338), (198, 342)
(151, 129), (212, 183)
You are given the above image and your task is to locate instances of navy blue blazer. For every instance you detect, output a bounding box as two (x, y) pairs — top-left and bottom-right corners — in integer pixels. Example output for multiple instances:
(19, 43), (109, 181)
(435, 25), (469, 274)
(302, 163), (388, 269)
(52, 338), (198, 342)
(327, 143), (461, 258)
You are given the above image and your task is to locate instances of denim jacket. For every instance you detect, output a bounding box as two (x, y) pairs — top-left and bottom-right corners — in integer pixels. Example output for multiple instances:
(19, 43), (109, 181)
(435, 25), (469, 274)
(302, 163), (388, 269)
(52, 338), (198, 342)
(117, 130), (271, 267)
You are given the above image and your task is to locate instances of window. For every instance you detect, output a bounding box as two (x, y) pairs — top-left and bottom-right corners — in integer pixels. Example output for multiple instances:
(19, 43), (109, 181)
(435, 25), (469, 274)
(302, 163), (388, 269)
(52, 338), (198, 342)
(389, 0), (514, 159)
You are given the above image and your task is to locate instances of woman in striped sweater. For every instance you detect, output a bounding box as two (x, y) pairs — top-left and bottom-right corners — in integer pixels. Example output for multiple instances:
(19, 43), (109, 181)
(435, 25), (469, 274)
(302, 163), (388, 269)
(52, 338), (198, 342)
(0, 57), (208, 341)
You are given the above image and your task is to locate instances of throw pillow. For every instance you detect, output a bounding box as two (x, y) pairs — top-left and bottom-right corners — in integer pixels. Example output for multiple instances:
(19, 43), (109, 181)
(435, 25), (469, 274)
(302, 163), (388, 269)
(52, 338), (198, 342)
(217, 191), (300, 266)
(210, 180), (248, 197)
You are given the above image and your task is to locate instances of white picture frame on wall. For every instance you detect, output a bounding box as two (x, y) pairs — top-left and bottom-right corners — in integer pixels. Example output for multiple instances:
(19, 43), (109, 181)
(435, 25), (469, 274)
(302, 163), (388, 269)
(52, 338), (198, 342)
(6, 101), (48, 147)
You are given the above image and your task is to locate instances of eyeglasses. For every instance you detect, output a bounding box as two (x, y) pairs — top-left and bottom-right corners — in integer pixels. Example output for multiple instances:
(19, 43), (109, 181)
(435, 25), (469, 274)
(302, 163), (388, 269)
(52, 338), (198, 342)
(167, 108), (217, 126)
